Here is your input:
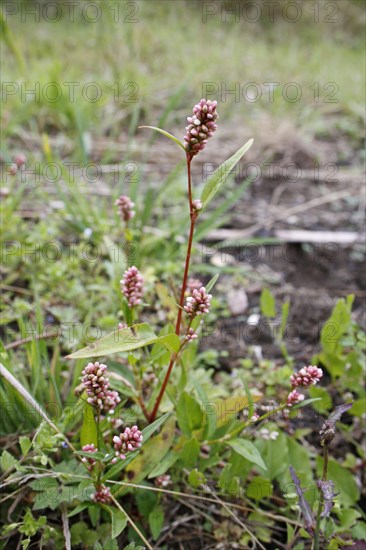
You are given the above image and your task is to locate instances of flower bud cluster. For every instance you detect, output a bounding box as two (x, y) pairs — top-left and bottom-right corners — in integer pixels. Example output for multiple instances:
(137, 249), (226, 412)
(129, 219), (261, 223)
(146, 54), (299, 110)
(121, 266), (144, 308)
(286, 365), (323, 407)
(184, 98), (218, 157)
(115, 195), (135, 224)
(184, 287), (212, 318)
(81, 362), (121, 413)
(112, 426), (143, 461)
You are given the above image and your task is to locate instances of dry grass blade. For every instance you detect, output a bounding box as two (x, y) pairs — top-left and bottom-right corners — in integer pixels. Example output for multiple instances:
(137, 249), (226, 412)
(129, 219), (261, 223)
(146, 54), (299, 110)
(106, 480), (302, 527)
(109, 495), (154, 550)
(61, 503), (71, 550)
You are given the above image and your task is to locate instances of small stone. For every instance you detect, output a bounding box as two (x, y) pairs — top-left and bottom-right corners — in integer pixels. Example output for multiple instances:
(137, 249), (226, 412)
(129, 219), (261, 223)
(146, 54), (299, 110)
(228, 289), (248, 316)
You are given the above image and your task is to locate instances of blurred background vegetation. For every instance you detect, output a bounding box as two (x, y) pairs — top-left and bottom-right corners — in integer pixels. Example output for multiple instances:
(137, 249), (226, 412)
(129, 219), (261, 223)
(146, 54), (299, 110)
(1, 0), (365, 162)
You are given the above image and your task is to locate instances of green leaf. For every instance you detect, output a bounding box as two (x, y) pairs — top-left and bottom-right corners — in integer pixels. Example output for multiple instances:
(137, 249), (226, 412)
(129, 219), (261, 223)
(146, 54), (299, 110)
(316, 295), (354, 377)
(1, 450), (18, 472)
(205, 273), (219, 293)
(228, 439), (267, 470)
(188, 469), (206, 488)
(67, 504), (89, 518)
(136, 489), (157, 518)
(255, 429), (288, 480)
(148, 450), (178, 478)
(80, 404), (98, 448)
(308, 386), (333, 413)
(200, 138), (253, 208)
(157, 333), (181, 354)
(102, 505), (128, 539)
(216, 394), (261, 428)
(260, 288), (276, 318)
(141, 411), (171, 441)
(280, 301), (290, 339)
(334, 509), (360, 533)
(138, 126), (185, 151)
(176, 392), (202, 437)
(67, 323), (158, 359)
(19, 436), (31, 456)
(149, 506), (164, 540)
(70, 521), (98, 546)
(286, 438), (313, 487)
(246, 477), (273, 501)
(179, 438), (200, 468)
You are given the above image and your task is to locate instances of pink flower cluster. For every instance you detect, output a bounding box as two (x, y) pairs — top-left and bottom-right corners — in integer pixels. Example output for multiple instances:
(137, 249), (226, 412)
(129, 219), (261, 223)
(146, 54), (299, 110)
(187, 278), (203, 293)
(103, 390), (121, 413)
(184, 98), (218, 157)
(192, 199), (203, 213)
(286, 365), (323, 407)
(81, 444), (98, 471)
(185, 328), (198, 341)
(290, 365), (323, 388)
(112, 426), (143, 461)
(184, 287), (212, 318)
(155, 474), (171, 488)
(91, 485), (111, 503)
(8, 153), (26, 175)
(81, 362), (121, 412)
(115, 195), (135, 224)
(287, 390), (305, 407)
(121, 266), (144, 308)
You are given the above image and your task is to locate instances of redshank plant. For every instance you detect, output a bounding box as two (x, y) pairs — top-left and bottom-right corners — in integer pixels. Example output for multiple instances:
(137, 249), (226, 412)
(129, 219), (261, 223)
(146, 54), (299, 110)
(70, 99), (254, 424)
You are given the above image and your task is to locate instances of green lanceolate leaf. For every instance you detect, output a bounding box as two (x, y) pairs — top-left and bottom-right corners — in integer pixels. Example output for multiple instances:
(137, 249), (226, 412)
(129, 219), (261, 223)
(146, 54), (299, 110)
(216, 394), (262, 427)
(80, 404), (98, 448)
(67, 323), (157, 359)
(260, 288), (276, 318)
(200, 138), (254, 208)
(19, 436), (31, 456)
(205, 273), (219, 293)
(227, 439), (267, 470)
(157, 333), (181, 354)
(176, 392), (203, 437)
(138, 126), (186, 152)
(101, 505), (128, 539)
(149, 506), (164, 540)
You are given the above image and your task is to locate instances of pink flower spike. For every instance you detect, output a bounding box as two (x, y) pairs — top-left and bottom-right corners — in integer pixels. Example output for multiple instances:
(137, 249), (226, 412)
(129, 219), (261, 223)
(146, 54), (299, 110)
(81, 362), (110, 410)
(184, 98), (218, 158)
(184, 286), (212, 319)
(81, 444), (98, 471)
(115, 195), (135, 224)
(290, 365), (323, 388)
(287, 390), (305, 407)
(121, 266), (144, 308)
(14, 153), (26, 167)
(113, 425), (143, 461)
(103, 389), (121, 414)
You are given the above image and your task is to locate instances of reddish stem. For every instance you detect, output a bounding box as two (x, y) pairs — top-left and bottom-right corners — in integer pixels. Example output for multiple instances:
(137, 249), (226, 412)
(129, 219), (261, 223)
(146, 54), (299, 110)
(149, 155), (196, 423)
